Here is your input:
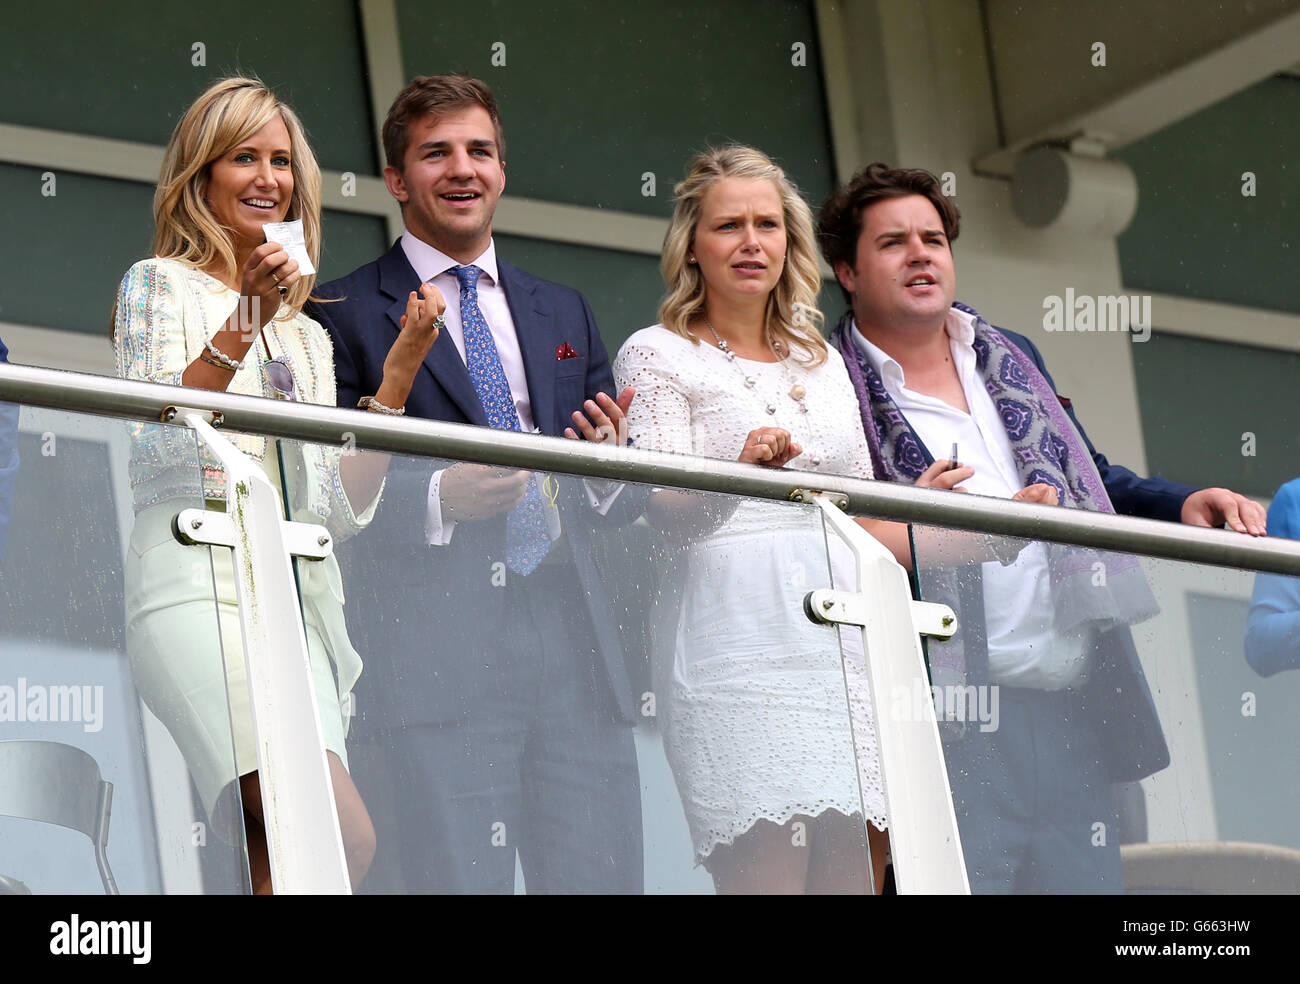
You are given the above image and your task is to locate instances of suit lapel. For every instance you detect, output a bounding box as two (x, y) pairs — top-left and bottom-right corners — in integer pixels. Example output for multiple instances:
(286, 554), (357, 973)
(498, 259), (559, 435)
(377, 242), (487, 425)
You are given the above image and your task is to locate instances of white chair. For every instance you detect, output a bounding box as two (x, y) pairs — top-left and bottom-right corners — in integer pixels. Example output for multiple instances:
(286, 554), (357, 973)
(1123, 841), (1300, 894)
(0, 739), (119, 893)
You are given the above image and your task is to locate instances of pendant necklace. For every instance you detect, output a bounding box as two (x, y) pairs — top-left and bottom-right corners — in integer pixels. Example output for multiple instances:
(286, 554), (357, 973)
(703, 318), (821, 467)
(703, 318), (808, 416)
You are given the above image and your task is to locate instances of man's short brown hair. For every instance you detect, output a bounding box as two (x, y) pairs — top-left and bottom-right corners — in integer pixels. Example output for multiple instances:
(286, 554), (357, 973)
(382, 74), (505, 170)
(818, 163), (961, 299)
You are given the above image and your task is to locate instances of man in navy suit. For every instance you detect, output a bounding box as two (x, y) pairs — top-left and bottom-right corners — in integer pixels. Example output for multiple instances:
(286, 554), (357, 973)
(308, 75), (643, 893)
(818, 163), (1266, 893)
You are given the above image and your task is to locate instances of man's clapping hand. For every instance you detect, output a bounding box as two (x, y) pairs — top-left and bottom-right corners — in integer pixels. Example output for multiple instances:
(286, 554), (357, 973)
(564, 387), (635, 445)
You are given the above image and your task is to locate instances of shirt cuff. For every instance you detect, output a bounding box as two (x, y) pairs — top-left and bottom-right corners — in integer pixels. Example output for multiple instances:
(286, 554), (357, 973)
(426, 470), (457, 546)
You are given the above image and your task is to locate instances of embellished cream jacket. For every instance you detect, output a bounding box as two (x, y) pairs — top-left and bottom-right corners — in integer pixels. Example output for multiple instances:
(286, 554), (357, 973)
(113, 257), (377, 541)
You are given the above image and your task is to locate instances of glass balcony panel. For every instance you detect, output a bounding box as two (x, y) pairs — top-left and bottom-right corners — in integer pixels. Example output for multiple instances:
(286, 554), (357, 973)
(910, 522), (1300, 894)
(0, 405), (248, 894)
(274, 440), (876, 894)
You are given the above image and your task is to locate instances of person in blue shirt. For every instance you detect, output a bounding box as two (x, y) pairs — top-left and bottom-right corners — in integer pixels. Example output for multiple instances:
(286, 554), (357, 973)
(0, 336), (19, 563)
(1245, 478), (1300, 676)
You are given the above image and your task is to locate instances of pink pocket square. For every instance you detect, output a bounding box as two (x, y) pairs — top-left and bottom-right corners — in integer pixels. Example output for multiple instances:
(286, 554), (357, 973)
(556, 343), (580, 361)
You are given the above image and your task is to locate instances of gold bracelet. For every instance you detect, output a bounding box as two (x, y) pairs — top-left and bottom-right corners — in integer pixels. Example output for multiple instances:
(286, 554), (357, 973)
(204, 337), (245, 370)
(199, 354), (237, 373)
(358, 396), (405, 416)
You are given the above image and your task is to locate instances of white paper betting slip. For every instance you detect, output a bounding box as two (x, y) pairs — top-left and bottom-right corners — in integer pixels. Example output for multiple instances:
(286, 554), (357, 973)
(262, 219), (317, 276)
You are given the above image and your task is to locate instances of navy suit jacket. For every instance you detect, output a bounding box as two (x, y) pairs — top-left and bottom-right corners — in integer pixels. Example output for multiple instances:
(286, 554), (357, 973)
(842, 316), (1195, 782)
(999, 327), (1197, 521)
(307, 242), (641, 731)
(977, 327), (1193, 780)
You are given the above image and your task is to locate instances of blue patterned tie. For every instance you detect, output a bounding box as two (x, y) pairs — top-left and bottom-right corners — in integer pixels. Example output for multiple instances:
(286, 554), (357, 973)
(453, 264), (551, 574)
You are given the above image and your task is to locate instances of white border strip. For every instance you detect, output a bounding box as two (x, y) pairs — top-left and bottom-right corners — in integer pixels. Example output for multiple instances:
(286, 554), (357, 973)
(0, 119), (671, 256)
(1150, 292), (1300, 353)
(815, 496), (970, 894)
(2, 321), (115, 375)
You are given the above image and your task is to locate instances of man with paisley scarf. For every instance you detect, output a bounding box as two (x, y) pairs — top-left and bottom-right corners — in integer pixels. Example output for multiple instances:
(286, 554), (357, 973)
(818, 163), (1266, 893)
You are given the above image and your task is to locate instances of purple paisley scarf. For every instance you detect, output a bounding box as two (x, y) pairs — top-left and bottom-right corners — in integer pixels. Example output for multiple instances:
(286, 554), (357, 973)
(832, 303), (1157, 643)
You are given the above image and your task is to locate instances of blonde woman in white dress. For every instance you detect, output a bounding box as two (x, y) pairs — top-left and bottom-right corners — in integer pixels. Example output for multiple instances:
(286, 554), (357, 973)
(113, 77), (444, 893)
(615, 147), (901, 893)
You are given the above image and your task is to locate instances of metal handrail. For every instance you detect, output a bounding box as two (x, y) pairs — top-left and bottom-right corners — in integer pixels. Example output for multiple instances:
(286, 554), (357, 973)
(4, 361), (1299, 576)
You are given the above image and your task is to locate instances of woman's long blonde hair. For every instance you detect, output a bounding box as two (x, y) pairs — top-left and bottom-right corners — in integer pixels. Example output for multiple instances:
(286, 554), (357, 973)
(152, 76), (322, 317)
(658, 146), (826, 365)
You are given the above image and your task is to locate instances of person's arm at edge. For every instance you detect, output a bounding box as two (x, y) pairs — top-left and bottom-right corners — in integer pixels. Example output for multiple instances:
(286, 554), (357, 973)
(1245, 482), (1300, 676)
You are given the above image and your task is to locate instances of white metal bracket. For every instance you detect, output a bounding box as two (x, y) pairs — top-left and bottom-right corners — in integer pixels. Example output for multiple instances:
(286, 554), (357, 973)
(806, 588), (957, 641)
(161, 404), (224, 427)
(789, 487), (849, 510)
(172, 507), (334, 561)
(910, 600), (958, 640)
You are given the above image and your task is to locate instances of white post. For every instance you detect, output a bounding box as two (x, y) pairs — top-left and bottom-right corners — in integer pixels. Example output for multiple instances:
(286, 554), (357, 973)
(183, 413), (351, 894)
(812, 495), (970, 894)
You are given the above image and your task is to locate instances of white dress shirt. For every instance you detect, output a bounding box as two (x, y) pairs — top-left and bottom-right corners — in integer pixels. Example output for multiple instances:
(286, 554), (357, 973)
(851, 309), (1089, 689)
(399, 232), (617, 546)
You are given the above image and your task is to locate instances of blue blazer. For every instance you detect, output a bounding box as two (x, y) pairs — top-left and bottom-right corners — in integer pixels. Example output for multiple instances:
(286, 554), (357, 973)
(984, 327), (1194, 780)
(997, 327), (1197, 519)
(307, 242), (642, 730)
(1002, 328), (1196, 779)
(838, 314), (1196, 782)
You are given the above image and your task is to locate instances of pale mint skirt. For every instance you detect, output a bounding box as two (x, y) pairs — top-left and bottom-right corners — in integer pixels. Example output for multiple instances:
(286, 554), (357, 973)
(124, 500), (360, 824)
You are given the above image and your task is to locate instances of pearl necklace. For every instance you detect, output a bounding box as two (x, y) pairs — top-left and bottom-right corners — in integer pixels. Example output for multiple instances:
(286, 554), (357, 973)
(702, 318), (808, 416)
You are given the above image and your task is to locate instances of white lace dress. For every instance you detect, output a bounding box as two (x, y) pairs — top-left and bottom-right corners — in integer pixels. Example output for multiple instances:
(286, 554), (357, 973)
(615, 324), (888, 861)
